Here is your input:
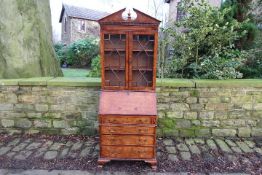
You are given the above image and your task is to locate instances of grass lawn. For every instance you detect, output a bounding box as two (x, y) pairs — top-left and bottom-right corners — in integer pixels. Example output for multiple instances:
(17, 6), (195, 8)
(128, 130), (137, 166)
(62, 68), (90, 77)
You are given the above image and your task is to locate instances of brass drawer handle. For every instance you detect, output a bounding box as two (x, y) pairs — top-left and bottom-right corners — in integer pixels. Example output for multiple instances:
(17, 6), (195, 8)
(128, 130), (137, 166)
(137, 119), (145, 123)
(139, 138), (147, 143)
(138, 129), (148, 133)
(109, 129), (115, 133)
(108, 119), (117, 123)
(137, 149), (146, 154)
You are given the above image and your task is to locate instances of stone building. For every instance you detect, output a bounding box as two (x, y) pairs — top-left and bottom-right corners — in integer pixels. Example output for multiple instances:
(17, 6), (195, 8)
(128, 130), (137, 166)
(165, 0), (222, 25)
(59, 4), (108, 45)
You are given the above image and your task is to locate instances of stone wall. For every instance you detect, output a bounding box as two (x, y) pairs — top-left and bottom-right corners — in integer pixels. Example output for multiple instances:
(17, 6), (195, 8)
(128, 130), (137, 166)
(61, 15), (100, 45)
(61, 13), (71, 45)
(166, 0), (222, 25)
(157, 80), (262, 138)
(0, 78), (261, 138)
(70, 18), (100, 43)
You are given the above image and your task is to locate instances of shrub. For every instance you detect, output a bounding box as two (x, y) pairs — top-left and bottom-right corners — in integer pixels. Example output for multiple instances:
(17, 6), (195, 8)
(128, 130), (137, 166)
(88, 55), (101, 77)
(220, 0), (262, 78)
(65, 38), (99, 67)
(240, 30), (262, 78)
(222, 0), (258, 50)
(54, 38), (99, 69)
(164, 0), (247, 79)
(53, 43), (66, 64)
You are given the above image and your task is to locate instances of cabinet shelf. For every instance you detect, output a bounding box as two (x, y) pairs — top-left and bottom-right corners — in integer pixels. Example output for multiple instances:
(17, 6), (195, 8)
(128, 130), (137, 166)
(132, 68), (153, 71)
(105, 49), (126, 52)
(133, 50), (154, 52)
(105, 66), (125, 71)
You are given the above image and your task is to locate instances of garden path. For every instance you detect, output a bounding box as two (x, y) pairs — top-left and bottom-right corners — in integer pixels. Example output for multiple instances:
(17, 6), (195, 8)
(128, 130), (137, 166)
(0, 134), (261, 174)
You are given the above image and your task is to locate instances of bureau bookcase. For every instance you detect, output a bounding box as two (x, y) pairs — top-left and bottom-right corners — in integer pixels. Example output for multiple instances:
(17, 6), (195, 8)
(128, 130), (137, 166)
(98, 8), (160, 170)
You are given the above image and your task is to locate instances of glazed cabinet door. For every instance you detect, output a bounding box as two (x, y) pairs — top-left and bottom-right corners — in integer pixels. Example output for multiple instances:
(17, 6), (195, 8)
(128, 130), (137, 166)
(101, 32), (128, 89)
(129, 33), (157, 90)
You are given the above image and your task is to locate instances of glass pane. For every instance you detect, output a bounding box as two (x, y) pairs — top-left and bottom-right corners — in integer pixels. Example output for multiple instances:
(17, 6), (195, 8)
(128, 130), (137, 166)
(131, 34), (154, 88)
(105, 70), (125, 87)
(133, 35), (154, 50)
(103, 34), (126, 87)
(104, 34), (125, 50)
(131, 71), (153, 87)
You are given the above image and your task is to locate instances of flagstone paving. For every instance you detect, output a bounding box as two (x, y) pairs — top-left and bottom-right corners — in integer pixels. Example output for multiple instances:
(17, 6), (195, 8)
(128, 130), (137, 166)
(0, 169), (252, 175)
(0, 134), (261, 174)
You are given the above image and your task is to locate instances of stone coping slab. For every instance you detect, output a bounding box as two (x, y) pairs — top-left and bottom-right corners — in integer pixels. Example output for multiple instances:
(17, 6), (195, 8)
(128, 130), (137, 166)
(0, 79), (20, 86)
(0, 77), (262, 87)
(47, 77), (101, 87)
(195, 79), (262, 88)
(18, 77), (55, 86)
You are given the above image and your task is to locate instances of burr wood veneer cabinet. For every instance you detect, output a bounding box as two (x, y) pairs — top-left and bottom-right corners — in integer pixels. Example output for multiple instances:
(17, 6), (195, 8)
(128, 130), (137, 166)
(97, 8), (160, 170)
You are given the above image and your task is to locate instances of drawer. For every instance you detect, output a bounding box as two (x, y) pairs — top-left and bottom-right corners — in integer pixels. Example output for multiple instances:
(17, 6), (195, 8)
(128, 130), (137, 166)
(101, 135), (155, 146)
(101, 126), (155, 135)
(100, 115), (156, 125)
(101, 146), (155, 159)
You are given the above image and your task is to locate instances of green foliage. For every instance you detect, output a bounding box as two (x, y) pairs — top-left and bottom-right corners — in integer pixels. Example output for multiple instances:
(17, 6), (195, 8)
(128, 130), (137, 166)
(240, 30), (262, 78)
(165, 0), (247, 79)
(221, 0), (262, 78)
(88, 55), (101, 77)
(200, 49), (245, 79)
(222, 0), (258, 49)
(253, 0), (262, 24)
(54, 43), (66, 63)
(66, 38), (99, 67)
(54, 38), (99, 67)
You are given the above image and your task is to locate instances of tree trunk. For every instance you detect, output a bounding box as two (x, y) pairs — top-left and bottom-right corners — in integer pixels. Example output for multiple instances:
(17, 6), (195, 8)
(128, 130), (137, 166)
(0, 0), (63, 78)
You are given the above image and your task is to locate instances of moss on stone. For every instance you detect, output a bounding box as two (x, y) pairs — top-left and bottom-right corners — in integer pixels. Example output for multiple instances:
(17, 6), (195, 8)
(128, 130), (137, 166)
(159, 117), (176, 129)
(179, 129), (195, 137)
(77, 127), (97, 136)
(190, 90), (199, 97)
(41, 115), (55, 120)
(162, 128), (179, 137)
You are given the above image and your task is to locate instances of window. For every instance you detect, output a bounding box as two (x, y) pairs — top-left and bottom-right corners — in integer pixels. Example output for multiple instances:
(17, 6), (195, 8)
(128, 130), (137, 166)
(64, 17), (67, 33)
(176, 2), (186, 21)
(79, 20), (86, 32)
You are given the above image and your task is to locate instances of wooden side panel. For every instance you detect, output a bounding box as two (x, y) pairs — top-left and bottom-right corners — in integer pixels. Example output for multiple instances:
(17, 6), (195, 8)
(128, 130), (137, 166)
(153, 32), (158, 90)
(100, 31), (105, 89)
